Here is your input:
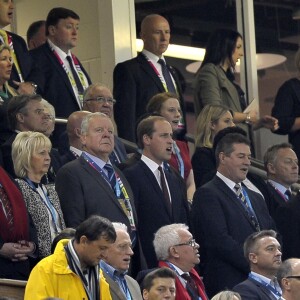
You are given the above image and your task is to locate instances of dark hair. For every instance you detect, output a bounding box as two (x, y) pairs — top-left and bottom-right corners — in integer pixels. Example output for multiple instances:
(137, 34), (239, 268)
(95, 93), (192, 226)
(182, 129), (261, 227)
(46, 7), (80, 35)
(7, 94), (42, 130)
(263, 143), (293, 172)
(142, 267), (176, 291)
(74, 215), (116, 243)
(213, 126), (247, 154)
(27, 20), (46, 44)
(215, 132), (250, 166)
(51, 228), (76, 253)
(136, 115), (166, 149)
(146, 92), (179, 114)
(200, 29), (243, 70)
(243, 230), (278, 262)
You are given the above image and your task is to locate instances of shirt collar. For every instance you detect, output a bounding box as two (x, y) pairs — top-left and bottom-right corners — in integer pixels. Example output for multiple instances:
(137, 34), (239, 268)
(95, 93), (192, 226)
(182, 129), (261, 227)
(268, 179), (291, 195)
(70, 146), (82, 157)
(141, 154), (164, 173)
(216, 171), (238, 191)
(47, 38), (71, 58)
(83, 151), (109, 169)
(100, 260), (127, 279)
(142, 49), (164, 62)
(168, 262), (185, 276)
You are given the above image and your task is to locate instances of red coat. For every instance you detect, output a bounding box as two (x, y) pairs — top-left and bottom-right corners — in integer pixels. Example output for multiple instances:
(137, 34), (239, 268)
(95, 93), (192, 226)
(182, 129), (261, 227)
(159, 261), (208, 300)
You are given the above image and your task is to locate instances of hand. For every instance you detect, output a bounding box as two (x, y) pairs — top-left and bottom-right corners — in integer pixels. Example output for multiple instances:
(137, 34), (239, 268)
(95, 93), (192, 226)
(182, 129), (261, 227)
(253, 115), (279, 131)
(13, 81), (36, 95)
(0, 242), (34, 261)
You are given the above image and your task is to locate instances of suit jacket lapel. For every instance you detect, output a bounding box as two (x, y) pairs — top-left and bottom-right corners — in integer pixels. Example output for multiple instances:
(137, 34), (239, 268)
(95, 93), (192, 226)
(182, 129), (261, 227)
(139, 161), (173, 220)
(103, 273), (127, 300)
(248, 278), (278, 300)
(214, 176), (258, 230)
(44, 43), (79, 104)
(79, 157), (128, 217)
(137, 53), (165, 91)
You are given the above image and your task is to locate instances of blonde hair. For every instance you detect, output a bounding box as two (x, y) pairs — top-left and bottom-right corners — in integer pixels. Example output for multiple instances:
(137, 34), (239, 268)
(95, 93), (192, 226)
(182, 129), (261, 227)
(0, 44), (18, 97)
(12, 131), (51, 178)
(195, 104), (232, 148)
(211, 291), (241, 300)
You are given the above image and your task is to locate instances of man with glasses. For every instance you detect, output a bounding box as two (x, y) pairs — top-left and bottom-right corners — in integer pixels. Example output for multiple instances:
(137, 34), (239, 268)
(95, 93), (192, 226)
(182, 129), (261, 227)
(100, 222), (143, 300)
(277, 258), (300, 300)
(82, 83), (127, 165)
(153, 224), (208, 300)
(233, 230), (282, 300)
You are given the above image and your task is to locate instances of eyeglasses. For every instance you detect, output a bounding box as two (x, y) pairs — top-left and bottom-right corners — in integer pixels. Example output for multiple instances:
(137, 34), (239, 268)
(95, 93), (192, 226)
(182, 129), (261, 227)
(285, 276), (300, 280)
(84, 96), (116, 105)
(174, 239), (197, 248)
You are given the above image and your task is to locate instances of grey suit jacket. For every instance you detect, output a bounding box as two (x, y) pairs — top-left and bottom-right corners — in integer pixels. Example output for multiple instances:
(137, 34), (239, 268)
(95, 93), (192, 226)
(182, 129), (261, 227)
(193, 63), (249, 134)
(103, 272), (143, 300)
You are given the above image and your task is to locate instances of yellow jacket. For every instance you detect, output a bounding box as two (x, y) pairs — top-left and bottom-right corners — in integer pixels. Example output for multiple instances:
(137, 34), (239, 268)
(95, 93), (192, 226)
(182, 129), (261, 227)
(25, 239), (112, 300)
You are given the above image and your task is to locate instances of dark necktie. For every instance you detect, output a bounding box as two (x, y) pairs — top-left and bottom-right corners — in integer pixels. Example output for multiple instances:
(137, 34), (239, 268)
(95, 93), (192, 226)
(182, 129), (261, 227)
(0, 186), (14, 232)
(109, 150), (120, 166)
(181, 273), (199, 300)
(66, 55), (84, 94)
(104, 164), (116, 190)
(157, 59), (176, 93)
(234, 184), (260, 231)
(158, 166), (172, 216)
(285, 190), (292, 201)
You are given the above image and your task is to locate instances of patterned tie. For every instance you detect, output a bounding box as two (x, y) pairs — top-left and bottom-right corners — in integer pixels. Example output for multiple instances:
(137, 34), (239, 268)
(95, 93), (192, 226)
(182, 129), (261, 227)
(284, 190), (292, 201)
(0, 186), (14, 232)
(158, 166), (172, 216)
(66, 55), (84, 94)
(109, 150), (120, 166)
(181, 273), (200, 300)
(157, 59), (176, 93)
(234, 184), (260, 231)
(104, 164), (116, 190)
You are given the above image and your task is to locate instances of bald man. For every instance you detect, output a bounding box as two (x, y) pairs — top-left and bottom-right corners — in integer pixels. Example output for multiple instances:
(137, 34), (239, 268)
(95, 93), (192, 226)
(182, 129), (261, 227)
(113, 14), (186, 143)
(277, 259), (300, 300)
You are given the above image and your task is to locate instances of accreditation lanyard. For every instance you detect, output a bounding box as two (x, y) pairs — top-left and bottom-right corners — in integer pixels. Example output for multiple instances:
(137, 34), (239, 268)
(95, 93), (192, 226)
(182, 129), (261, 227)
(173, 141), (184, 178)
(82, 153), (136, 232)
(248, 273), (282, 298)
(24, 178), (59, 233)
(49, 43), (87, 106)
(268, 181), (289, 202)
(238, 187), (260, 231)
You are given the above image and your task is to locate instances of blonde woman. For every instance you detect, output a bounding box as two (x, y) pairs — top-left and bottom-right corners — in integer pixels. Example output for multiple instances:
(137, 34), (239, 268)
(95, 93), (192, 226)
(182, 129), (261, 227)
(12, 131), (65, 259)
(192, 104), (234, 187)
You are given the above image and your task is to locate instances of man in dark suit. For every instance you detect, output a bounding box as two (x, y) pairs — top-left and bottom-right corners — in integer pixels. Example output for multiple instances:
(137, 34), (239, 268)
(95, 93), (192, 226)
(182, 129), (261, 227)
(113, 14), (186, 142)
(191, 133), (276, 297)
(233, 230), (282, 300)
(263, 143), (298, 219)
(100, 222), (143, 300)
(0, 0), (37, 94)
(56, 113), (144, 275)
(29, 7), (91, 146)
(123, 116), (189, 268)
(1, 94), (61, 182)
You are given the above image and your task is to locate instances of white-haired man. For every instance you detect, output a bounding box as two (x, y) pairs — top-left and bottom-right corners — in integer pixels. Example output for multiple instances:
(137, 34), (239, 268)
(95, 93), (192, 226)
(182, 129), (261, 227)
(153, 224), (208, 300)
(100, 222), (143, 300)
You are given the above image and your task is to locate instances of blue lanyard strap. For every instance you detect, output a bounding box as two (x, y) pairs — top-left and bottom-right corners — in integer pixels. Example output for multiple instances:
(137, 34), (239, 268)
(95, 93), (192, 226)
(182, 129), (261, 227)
(173, 142), (184, 178)
(248, 273), (282, 298)
(24, 178), (59, 233)
(240, 187), (260, 231)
